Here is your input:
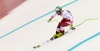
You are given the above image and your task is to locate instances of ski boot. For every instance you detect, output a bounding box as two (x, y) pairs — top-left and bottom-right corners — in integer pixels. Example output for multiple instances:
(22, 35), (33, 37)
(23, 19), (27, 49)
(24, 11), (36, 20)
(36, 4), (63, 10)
(57, 32), (64, 37)
(33, 45), (41, 49)
(37, 45), (41, 48)
(33, 46), (37, 49)
(50, 34), (58, 40)
(50, 32), (64, 40)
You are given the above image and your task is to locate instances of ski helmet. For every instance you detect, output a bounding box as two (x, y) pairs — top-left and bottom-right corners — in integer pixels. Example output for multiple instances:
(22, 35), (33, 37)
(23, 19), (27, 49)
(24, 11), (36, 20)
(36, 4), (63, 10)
(55, 6), (62, 13)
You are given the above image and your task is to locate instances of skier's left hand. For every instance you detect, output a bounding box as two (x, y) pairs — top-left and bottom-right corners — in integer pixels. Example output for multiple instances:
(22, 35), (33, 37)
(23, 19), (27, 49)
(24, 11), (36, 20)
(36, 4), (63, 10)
(48, 18), (52, 23)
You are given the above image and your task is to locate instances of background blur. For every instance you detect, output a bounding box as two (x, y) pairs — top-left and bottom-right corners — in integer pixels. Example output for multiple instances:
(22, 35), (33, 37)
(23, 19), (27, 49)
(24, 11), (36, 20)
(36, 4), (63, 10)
(0, 0), (100, 51)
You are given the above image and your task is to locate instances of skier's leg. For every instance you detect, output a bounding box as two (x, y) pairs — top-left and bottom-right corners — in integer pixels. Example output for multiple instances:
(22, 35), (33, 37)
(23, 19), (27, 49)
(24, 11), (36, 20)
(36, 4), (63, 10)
(56, 26), (65, 38)
(50, 18), (67, 40)
(53, 19), (70, 38)
(52, 27), (65, 39)
(50, 28), (60, 40)
(56, 28), (60, 34)
(53, 28), (60, 39)
(56, 21), (70, 38)
(50, 21), (62, 40)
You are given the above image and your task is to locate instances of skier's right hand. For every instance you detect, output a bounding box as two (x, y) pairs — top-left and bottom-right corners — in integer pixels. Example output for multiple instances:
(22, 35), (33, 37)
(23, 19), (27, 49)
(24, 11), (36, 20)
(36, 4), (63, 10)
(48, 18), (52, 23)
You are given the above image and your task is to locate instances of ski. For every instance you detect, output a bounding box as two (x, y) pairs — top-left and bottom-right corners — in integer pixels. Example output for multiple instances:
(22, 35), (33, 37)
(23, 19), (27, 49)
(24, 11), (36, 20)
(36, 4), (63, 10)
(33, 39), (52, 49)
(33, 29), (70, 49)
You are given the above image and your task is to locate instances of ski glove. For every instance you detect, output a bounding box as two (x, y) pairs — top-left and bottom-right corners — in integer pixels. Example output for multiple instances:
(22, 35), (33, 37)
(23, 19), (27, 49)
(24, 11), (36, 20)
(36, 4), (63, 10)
(48, 18), (52, 23)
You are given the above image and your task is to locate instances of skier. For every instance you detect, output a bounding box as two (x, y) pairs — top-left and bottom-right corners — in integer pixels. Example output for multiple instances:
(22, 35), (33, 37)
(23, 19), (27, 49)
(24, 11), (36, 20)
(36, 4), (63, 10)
(48, 6), (76, 40)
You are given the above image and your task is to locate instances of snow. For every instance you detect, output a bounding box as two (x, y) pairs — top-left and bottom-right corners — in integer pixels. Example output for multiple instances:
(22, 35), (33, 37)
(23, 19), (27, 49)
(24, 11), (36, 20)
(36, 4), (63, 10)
(0, 0), (100, 51)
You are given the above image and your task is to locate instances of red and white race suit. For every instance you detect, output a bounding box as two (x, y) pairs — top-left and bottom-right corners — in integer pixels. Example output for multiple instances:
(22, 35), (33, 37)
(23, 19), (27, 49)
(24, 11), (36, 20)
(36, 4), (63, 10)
(51, 10), (74, 33)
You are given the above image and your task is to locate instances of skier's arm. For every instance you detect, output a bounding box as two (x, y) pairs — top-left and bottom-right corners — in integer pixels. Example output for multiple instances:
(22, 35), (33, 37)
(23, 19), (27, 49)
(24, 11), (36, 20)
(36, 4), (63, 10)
(64, 10), (72, 20)
(48, 18), (52, 23)
(48, 13), (57, 23)
(51, 13), (57, 19)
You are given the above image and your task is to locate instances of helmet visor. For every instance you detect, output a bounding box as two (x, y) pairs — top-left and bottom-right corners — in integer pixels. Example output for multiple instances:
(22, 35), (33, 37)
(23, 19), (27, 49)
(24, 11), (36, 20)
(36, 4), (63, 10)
(56, 10), (61, 15)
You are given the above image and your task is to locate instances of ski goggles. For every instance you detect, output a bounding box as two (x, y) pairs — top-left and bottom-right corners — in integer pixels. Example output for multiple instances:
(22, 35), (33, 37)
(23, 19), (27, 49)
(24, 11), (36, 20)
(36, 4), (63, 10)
(55, 10), (61, 13)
